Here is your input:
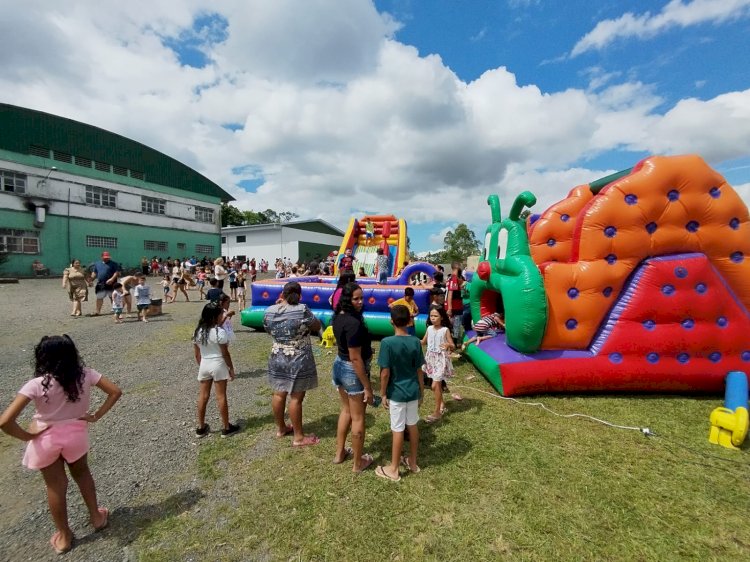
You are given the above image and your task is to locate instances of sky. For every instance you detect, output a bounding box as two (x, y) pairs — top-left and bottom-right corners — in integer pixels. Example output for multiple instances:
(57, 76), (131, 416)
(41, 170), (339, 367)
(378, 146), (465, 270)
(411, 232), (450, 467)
(2, 0), (749, 254)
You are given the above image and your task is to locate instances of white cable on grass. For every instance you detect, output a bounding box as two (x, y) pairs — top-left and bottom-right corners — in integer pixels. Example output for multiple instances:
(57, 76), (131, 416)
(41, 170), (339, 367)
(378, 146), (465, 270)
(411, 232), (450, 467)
(450, 385), (652, 435)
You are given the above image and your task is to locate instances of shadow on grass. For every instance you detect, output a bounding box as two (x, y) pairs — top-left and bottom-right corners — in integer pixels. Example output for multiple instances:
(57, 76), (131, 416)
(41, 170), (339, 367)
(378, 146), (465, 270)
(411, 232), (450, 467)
(73, 488), (204, 548)
(235, 368), (266, 379)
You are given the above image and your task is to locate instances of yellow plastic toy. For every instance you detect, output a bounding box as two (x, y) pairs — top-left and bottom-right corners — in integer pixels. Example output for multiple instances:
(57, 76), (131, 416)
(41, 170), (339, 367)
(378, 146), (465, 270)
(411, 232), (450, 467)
(320, 325), (336, 348)
(708, 371), (749, 450)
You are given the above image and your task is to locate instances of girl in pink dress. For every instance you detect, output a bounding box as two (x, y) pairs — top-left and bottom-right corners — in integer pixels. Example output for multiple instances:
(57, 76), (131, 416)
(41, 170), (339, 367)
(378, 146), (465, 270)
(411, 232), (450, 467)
(0, 335), (122, 554)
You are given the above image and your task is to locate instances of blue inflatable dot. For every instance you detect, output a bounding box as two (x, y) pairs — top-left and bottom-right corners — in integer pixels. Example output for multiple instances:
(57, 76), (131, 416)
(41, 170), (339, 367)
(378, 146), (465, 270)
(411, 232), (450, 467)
(565, 318), (578, 330)
(661, 284), (675, 296)
(606, 254), (617, 265)
(674, 266), (688, 278)
(730, 218), (740, 230)
(625, 194), (638, 205)
(742, 351), (750, 362)
(642, 319), (656, 331)
(709, 352), (722, 363)
(709, 186), (721, 198)
(730, 251), (744, 263)
(567, 288), (579, 299)
(668, 189), (680, 201)
(609, 352), (623, 364)
(561, 214), (570, 222)
(604, 226), (617, 238)
(646, 222), (658, 234)
(681, 318), (694, 329)
(646, 352), (660, 364)
(547, 238), (556, 247)
(717, 316), (728, 328)
(677, 353), (690, 364)
(603, 286), (613, 297)
(686, 221), (699, 233)
(695, 283), (707, 294)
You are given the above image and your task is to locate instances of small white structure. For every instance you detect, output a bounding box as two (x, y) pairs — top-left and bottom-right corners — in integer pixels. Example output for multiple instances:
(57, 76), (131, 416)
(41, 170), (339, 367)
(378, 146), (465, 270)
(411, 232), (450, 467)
(221, 220), (343, 264)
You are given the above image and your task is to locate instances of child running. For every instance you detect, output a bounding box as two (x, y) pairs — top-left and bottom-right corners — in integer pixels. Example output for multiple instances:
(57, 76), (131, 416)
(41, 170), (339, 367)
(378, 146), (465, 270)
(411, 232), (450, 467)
(0, 335), (122, 555)
(111, 282), (125, 323)
(193, 303), (240, 438)
(421, 305), (456, 423)
(133, 274), (151, 322)
(376, 305), (424, 482)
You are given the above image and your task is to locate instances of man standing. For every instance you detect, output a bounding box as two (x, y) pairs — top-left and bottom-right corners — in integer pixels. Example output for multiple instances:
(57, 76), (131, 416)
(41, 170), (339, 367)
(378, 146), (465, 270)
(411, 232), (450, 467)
(90, 251), (122, 316)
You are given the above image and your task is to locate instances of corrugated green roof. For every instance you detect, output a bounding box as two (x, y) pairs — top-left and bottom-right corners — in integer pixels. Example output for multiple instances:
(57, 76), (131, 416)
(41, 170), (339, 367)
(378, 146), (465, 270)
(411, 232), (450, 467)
(0, 103), (233, 202)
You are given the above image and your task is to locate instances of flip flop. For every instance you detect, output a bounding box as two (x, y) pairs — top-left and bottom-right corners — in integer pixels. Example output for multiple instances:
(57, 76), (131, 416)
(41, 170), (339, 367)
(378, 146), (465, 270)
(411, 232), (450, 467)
(354, 453), (374, 473)
(292, 434), (320, 448)
(93, 507), (109, 531)
(375, 465), (401, 482)
(276, 425), (294, 438)
(424, 414), (441, 424)
(332, 447), (353, 464)
(50, 531), (72, 555)
(451, 393), (464, 401)
(400, 456), (421, 474)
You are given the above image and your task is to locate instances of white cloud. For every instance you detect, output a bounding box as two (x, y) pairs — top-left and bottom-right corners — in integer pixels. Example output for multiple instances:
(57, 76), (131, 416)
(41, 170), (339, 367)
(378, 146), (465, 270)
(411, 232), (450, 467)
(0, 1), (748, 252)
(572, 0), (750, 56)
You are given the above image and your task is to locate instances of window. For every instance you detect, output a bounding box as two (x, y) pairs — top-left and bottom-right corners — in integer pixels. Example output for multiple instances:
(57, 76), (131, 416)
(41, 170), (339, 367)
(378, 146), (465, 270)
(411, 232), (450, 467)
(85, 185), (117, 208)
(142, 196), (166, 215)
(144, 240), (168, 252)
(196, 244), (214, 254)
(0, 229), (40, 254)
(195, 206), (214, 223)
(221, 236), (226, 244)
(86, 235), (117, 248)
(177, 243), (186, 252)
(0, 170), (26, 193)
(236, 235), (246, 243)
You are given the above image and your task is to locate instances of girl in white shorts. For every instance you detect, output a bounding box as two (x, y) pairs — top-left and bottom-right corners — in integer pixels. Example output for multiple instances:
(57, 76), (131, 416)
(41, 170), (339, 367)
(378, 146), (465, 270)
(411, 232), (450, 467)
(193, 303), (239, 438)
(0, 335), (122, 555)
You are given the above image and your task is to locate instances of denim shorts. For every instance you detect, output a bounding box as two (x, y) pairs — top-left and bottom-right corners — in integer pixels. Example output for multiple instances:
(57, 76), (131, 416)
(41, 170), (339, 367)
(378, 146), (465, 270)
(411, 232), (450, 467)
(332, 355), (371, 395)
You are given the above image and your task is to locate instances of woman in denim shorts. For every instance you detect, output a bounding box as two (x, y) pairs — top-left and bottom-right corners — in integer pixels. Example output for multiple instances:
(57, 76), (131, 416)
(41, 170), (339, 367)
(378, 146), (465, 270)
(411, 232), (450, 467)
(331, 282), (375, 472)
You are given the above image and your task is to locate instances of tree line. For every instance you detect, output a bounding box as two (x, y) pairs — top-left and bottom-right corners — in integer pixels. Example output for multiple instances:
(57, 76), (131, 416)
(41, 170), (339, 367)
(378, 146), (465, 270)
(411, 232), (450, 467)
(221, 203), (299, 227)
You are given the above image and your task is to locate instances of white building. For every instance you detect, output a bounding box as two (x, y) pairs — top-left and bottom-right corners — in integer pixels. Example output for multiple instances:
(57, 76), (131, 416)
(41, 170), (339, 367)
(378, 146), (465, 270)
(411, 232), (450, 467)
(221, 220), (344, 264)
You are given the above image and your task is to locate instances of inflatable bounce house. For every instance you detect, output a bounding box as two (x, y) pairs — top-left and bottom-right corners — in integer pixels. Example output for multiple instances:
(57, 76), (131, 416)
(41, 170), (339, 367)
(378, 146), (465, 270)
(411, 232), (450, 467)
(463, 155), (750, 406)
(241, 214), (438, 337)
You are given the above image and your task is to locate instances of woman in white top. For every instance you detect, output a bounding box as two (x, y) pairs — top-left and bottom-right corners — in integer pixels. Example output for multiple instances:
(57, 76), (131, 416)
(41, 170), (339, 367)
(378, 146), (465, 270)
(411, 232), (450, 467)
(214, 258), (228, 290)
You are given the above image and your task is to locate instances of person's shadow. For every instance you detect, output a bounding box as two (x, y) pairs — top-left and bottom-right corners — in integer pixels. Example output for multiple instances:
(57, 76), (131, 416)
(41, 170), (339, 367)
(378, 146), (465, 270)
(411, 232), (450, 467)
(72, 488), (204, 548)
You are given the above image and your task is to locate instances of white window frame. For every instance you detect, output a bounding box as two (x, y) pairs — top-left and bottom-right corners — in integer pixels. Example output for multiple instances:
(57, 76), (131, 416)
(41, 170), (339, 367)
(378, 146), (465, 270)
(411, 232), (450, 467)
(0, 229), (39, 254)
(1, 170), (27, 194)
(85, 235), (118, 248)
(195, 206), (214, 223)
(142, 196), (166, 215)
(85, 185), (117, 208)
(196, 244), (214, 255)
(144, 240), (168, 252)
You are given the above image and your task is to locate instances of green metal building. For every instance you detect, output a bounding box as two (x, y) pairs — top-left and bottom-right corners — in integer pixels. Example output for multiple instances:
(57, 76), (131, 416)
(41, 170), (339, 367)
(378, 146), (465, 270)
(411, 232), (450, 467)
(0, 104), (233, 276)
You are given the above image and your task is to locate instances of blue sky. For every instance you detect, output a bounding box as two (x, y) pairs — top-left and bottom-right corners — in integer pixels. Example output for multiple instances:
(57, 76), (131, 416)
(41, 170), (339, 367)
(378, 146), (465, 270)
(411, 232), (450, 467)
(3, 0), (749, 254)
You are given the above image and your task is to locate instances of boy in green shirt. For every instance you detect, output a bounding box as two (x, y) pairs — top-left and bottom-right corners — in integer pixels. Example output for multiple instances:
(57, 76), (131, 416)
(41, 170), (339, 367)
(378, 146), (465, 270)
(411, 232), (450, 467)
(376, 305), (425, 482)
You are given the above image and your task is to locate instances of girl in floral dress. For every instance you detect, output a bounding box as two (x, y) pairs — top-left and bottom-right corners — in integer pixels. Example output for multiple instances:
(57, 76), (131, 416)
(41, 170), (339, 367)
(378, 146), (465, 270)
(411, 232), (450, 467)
(421, 305), (455, 423)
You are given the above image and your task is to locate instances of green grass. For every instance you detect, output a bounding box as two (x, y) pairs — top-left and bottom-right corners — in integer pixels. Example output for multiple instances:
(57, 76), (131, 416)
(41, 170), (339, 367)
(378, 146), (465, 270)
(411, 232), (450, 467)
(134, 350), (750, 561)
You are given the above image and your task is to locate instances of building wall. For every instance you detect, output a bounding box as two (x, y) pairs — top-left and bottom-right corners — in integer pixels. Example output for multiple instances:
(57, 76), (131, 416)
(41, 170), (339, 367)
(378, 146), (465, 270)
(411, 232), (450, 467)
(222, 225), (342, 264)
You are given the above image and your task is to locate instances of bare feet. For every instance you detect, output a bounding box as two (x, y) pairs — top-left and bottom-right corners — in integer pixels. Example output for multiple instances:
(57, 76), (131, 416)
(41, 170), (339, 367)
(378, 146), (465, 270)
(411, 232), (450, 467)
(332, 447), (353, 464)
(275, 424), (293, 438)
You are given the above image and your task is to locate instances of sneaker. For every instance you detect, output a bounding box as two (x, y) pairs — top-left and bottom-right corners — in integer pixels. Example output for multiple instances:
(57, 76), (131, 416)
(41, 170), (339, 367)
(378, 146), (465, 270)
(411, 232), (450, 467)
(221, 423), (240, 438)
(195, 424), (210, 438)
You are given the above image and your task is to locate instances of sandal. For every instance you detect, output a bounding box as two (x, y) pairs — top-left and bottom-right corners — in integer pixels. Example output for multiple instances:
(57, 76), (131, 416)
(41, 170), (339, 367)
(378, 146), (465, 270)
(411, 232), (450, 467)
(424, 414), (441, 424)
(451, 393), (463, 401)
(332, 447), (353, 464)
(375, 465), (401, 482)
(292, 434), (320, 448)
(276, 425), (293, 438)
(354, 453), (374, 473)
(93, 507), (109, 531)
(400, 455), (421, 474)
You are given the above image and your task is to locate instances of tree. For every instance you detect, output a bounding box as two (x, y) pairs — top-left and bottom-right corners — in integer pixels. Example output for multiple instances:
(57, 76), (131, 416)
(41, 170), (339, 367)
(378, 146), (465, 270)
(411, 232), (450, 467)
(443, 224), (480, 264)
(221, 203), (245, 227)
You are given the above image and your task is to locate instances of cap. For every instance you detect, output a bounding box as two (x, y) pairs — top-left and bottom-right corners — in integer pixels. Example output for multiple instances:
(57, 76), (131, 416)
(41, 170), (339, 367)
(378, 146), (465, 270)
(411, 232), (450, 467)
(102, 251), (111, 258)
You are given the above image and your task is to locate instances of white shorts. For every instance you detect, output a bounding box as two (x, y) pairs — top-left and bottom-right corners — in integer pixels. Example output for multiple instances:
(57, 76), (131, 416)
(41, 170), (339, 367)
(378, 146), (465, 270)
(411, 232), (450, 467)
(389, 399), (419, 432)
(198, 358), (230, 382)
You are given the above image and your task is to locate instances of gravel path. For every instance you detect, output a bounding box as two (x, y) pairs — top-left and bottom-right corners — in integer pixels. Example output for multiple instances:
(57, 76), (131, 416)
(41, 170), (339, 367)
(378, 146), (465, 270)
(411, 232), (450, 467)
(0, 278), (272, 561)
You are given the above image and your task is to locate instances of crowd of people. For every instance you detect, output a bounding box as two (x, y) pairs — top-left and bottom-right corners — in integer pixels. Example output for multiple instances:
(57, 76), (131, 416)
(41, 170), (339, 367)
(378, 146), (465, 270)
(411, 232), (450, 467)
(5, 248), (483, 554)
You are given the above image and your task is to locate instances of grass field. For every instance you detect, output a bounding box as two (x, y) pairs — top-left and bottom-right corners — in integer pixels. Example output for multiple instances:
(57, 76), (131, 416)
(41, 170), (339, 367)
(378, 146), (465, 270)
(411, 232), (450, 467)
(134, 341), (750, 561)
